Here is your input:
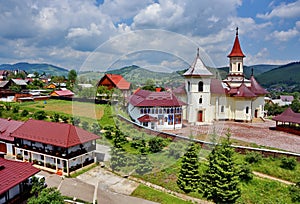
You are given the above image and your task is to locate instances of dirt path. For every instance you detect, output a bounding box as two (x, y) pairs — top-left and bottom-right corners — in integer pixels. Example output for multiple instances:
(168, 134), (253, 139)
(253, 171), (295, 185)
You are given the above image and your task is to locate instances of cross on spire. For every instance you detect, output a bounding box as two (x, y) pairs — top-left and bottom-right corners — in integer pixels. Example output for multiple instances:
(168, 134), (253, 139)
(236, 27), (239, 36)
(197, 47), (199, 57)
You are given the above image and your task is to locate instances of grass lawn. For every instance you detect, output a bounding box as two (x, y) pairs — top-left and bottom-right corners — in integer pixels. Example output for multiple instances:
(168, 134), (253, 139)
(19, 99), (105, 119)
(133, 150), (297, 203)
(131, 184), (193, 204)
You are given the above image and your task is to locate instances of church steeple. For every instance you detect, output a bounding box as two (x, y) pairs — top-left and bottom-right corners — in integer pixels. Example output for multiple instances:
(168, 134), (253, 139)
(228, 27), (245, 58)
(227, 27), (245, 77)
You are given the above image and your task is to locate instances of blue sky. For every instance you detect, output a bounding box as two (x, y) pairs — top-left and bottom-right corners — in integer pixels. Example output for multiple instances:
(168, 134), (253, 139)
(0, 0), (299, 72)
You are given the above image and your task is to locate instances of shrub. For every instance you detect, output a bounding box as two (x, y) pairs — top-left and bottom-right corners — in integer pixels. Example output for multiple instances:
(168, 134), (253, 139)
(238, 163), (253, 182)
(61, 115), (69, 123)
(280, 157), (297, 170)
(12, 105), (19, 113)
(245, 151), (262, 164)
(81, 121), (89, 130)
(289, 181), (300, 203)
(33, 110), (47, 120)
(21, 109), (29, 117)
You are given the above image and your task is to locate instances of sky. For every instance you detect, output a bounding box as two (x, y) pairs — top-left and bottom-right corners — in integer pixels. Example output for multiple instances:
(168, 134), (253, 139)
(0, 0), (299, 72)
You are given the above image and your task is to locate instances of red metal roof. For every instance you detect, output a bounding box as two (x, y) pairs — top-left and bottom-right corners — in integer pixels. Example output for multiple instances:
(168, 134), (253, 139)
(11, 119), (99, 148)
(227, 29), (245, 58)
(138, 115), (158, 122)
(234, 83), (257, 98)
(210, 78), (226, 94)
(99, 74), (131, 90)
(0, 158), (40, 195)
(51, 90), (74, 96)
(280, 95), (294, 102)
(129, 89), (184, 107)
(250, 75), (269, 95)
(273, 108), (300, 124)
(0, 118), (24, 142)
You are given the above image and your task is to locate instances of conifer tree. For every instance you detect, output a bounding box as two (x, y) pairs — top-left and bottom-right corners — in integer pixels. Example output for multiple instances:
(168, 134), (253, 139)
(177, 143), (200, 193)
(200, 131), (241, 203)
(135, 147), (153, 175)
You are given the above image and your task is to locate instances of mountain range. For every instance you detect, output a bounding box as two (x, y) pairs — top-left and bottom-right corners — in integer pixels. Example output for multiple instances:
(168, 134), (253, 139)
(1, 61), (299, 92)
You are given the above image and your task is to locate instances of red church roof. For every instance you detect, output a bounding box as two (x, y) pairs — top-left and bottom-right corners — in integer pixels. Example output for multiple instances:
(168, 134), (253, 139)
(98, 74), (131, 90)
(234, 83), (257, 98)
(129, 89), (184, 107)
(273, 108), (300, 124)
(11, 119), (99, 148)
(227, 28), (245, 58)
(51, 89), (74, 97)
(0, 158), (40, 195)
(250, 75), (269, 95)
(0, 118), (24, 142)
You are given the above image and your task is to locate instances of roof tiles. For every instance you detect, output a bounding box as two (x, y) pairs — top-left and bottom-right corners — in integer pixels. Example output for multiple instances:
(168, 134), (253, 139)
(11, 119), (99, 148)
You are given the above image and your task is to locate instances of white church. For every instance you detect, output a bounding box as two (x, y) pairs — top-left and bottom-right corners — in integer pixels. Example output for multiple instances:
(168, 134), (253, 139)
(176, 28), (269, 124)
(127, 28), (269, 130)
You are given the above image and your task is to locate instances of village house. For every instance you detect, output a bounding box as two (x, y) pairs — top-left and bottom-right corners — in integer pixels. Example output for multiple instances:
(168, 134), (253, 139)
(11, 119), (99, 175)
(0, 158), (40, 204)
(128, 89), (184, 130)
(0, 118), (24, 156)
(50, 89), (74, 98)
(97, 73), (131, 98)
(175, 28), (268, 124)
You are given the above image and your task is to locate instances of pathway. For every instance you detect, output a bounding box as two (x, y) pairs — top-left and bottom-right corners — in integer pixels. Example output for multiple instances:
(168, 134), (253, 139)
(253, 171), (295, 185)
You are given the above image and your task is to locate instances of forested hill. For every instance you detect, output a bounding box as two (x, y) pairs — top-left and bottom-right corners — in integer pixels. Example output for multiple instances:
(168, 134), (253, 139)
(0, 62), (69, 76)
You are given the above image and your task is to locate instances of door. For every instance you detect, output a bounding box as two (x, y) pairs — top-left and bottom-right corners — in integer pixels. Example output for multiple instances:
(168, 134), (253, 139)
(255, 109), (258, 118)
(198, 111), (203, 122)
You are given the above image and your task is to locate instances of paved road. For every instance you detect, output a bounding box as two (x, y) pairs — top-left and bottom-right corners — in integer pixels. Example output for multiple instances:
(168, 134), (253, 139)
(39, 169), (157, 204)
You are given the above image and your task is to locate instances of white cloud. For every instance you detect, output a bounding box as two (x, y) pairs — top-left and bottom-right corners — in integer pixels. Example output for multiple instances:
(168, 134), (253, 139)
(257, 0), (300, 19)
(268, 26), (299, 42)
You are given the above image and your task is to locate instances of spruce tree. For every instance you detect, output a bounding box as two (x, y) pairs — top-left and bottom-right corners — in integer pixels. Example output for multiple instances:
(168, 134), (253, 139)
(177, 143), (200, 193)
(135, 147), (153, 175)
(201, 131), (241, 203)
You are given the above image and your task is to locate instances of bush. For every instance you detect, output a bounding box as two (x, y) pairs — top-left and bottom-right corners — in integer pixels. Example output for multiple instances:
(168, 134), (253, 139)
(148, 137), (165, 153)
(289, 181), (300, 203)
(280, 157), (297, 170)
(61, 115), (69, 123)
(12, 105), (19, 113)
(33, 110), (47, 120)
(238, 163), (253, 182)
(245, 151), (262, 164)
(21, 109), (29, 117)
(81, 121), (89, 130)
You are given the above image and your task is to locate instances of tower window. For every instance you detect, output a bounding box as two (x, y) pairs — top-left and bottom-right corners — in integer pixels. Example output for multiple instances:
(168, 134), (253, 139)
(188, 81), (191, 92)
(238, 63), (241, 71)
(199, 96), (203, 104)
(198, 81), (203, 92)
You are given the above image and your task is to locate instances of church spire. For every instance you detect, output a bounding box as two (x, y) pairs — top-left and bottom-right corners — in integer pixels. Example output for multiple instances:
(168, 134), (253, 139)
(228, 27), (245, 58)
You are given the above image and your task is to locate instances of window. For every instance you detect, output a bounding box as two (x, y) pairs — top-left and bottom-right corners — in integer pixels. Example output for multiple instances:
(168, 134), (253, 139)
(198, 81), (203, 92)
(246, 106), (249, 114)
(199, 96), (203, 104)
(221, 105), (224, 113)
(238, 63), (241, 71)
(187, 81), (191, 92)
(40, 155), (44, 160)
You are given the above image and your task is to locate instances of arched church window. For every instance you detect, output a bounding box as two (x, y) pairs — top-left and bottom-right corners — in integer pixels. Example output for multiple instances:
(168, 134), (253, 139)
(238, 63), (240, 71)
(246, 106), (249, 114)
(198, 81), (203, 92)
(188, 81), (191, 92)
(199, 96), (203, 104)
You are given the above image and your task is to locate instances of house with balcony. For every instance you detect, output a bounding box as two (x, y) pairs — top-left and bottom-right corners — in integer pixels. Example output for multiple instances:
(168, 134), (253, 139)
(128, 89), (184, 130)
(11, 119), (99, 176)
(0, 158), (40, 204)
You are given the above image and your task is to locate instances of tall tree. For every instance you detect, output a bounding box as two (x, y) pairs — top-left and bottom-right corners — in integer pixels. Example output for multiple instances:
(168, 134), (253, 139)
(68, 69), (77, 83)
(177, 143), (200, 193)
(28, 187), (64, 204)
(200, 131), (241, 204)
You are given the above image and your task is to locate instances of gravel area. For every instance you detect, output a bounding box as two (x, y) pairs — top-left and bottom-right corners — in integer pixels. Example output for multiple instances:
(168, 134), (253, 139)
(167, 119), (300, 153)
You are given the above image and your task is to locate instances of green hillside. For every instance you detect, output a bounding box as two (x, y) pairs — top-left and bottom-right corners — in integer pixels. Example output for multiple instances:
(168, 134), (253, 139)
(0, 62), (69, 76)
(256, 62), (300, 86)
